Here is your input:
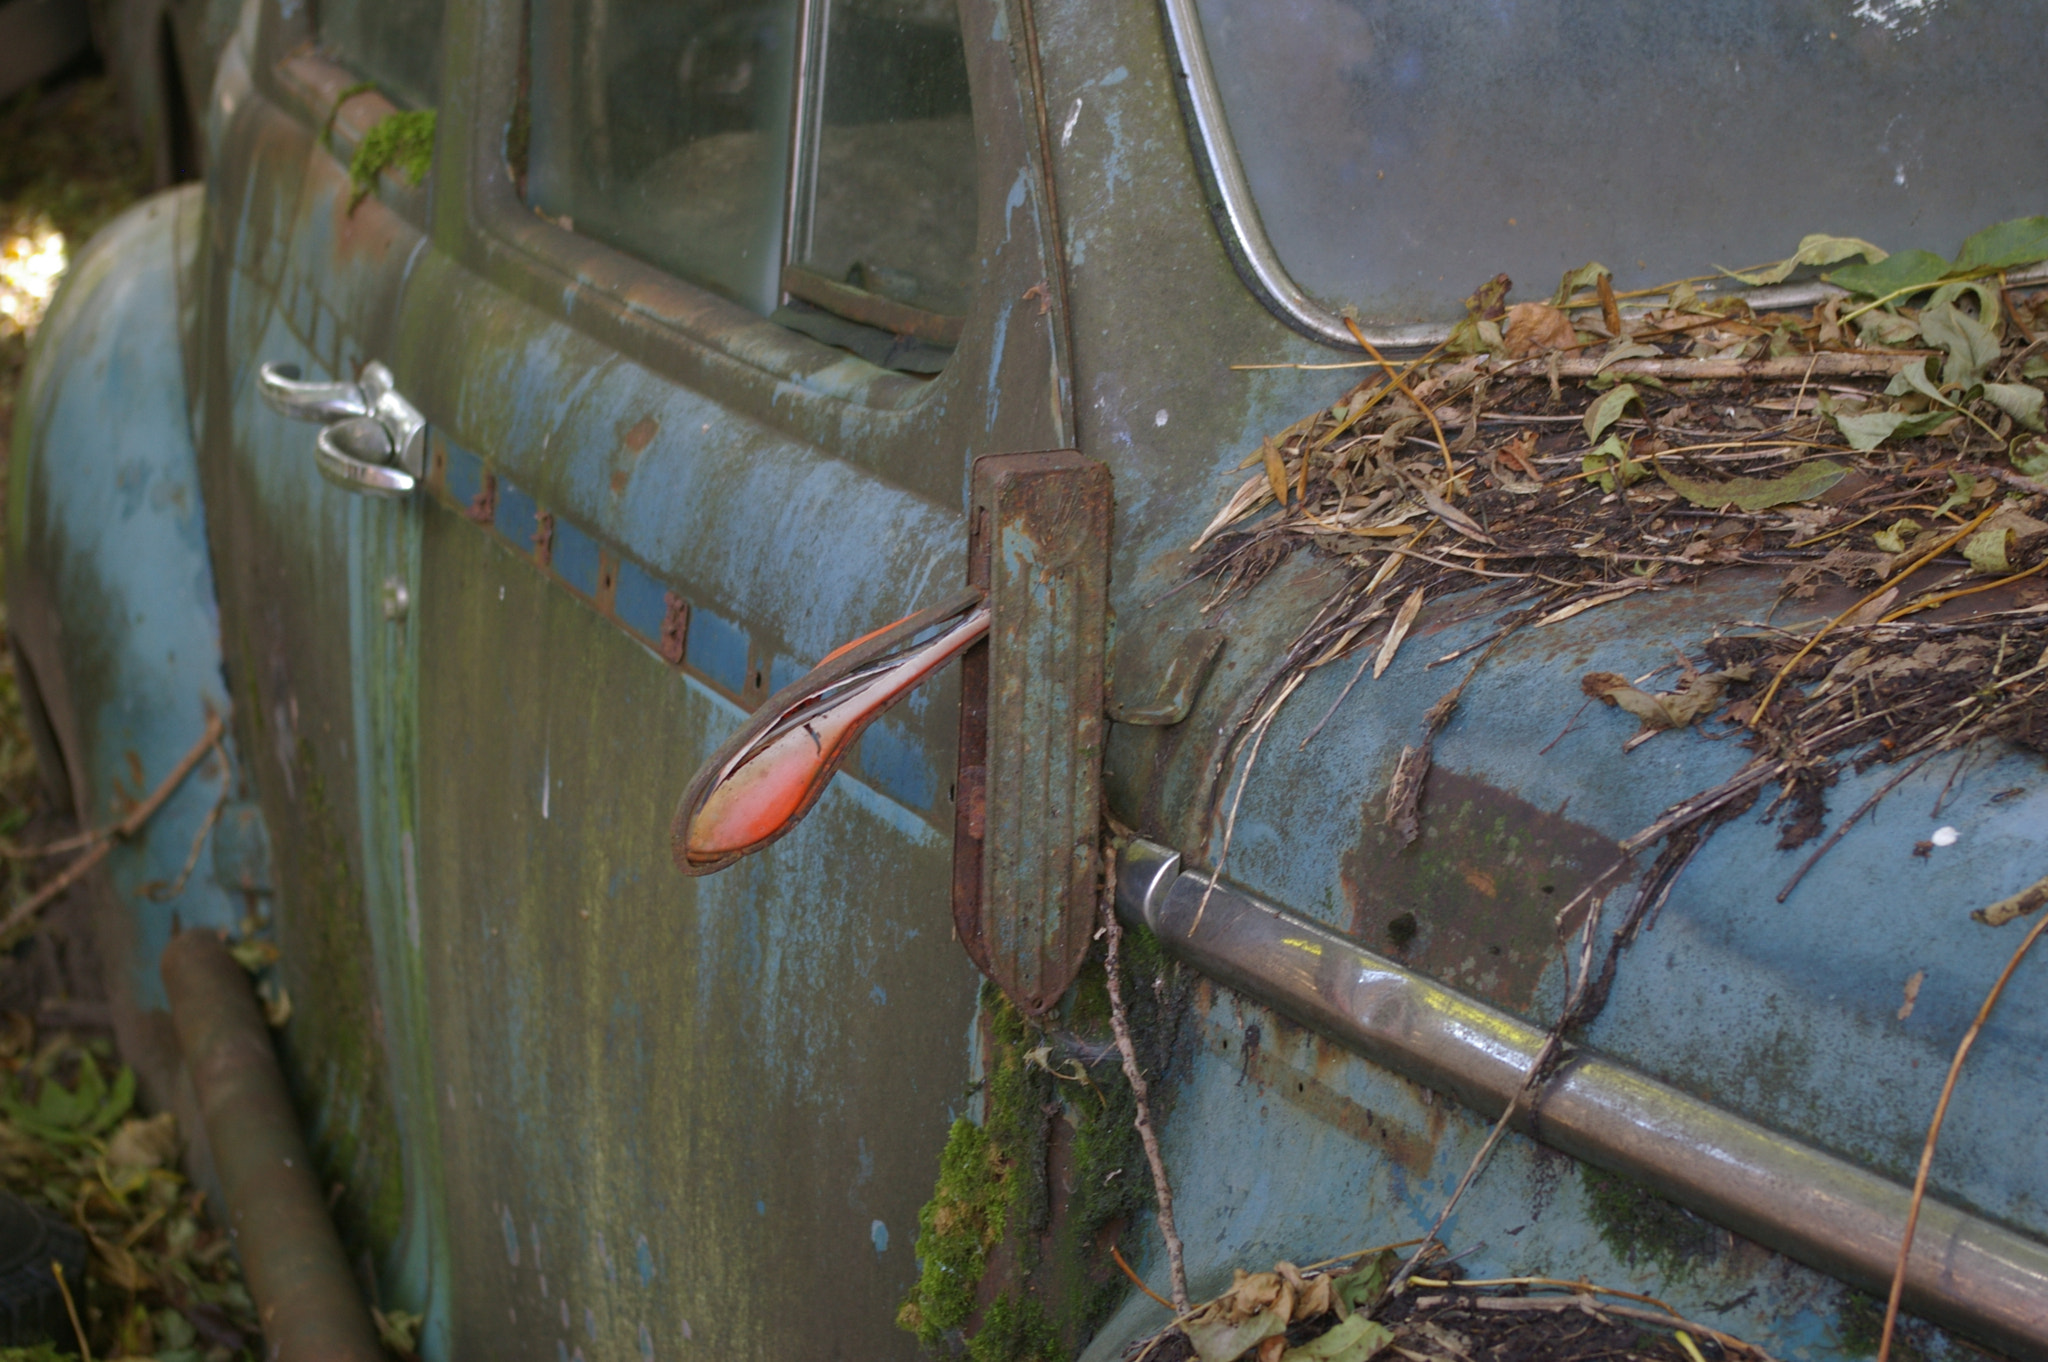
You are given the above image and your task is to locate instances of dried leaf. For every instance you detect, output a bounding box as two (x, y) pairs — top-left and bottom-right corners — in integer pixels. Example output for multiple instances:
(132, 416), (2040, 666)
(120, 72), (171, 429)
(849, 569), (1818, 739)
(1550, 261), (1612, 307)
(1583, 384), (1639, 443)
(1965, 526), (2015, 575)
(1503, 302), (1576, 358)
(1983, 381), (2046, 432)
(1580, 665), (1752, 732)
(1872, 518), (1921, 554)
(106, 1113), (179, 1173)
(1919, 301), (2001, 389)
(1897, 970), (1926, 1021)
(1954, 216), (2048, 273)
(1594, 339), (1661, 372)
(1262, 438), (1290, 509)
(1729, 233), (1888, 287)
(1654, 458), (1847, 512)
(1853, 308), (1921, 346)
(1841, 587), (1900, 626)
(1282, 1316), (1394, 1362)
(1374, 587), (1427, 679)
(1974, 871), (2048, 927)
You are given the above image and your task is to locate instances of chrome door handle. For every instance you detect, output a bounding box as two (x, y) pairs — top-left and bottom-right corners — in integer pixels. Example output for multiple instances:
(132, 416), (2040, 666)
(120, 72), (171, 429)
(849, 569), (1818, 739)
(258, 360), (425, 497)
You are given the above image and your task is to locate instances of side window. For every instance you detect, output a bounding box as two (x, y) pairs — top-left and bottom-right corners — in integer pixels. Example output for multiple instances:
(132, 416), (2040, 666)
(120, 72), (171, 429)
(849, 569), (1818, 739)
(318, 0), (446, 108)
(780, 0), (975, 369)
(523, 0), (977, 372)
(527, 0), (804, 315)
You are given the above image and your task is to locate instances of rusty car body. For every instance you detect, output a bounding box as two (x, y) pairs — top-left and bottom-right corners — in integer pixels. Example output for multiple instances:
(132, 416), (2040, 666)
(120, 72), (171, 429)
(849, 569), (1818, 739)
(10, 0), (2048, 1357)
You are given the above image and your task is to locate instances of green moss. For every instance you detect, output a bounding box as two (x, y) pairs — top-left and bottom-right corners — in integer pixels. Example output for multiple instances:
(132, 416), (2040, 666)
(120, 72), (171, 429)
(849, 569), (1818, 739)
(900, 1117), (1016, 1347)
(904, 935), (1189, 1358)
(967, 1293), (1065, 1362)
(1580, 1165), (1718, 1285)
(1836, 1291), (1931, 1362)
(347, 110), (436, 208)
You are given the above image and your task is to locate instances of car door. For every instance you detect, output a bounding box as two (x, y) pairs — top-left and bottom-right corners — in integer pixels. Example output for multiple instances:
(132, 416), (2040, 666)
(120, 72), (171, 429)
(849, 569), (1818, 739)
(375, 0), (1076, 1356)
(193, 0), (455, 1341)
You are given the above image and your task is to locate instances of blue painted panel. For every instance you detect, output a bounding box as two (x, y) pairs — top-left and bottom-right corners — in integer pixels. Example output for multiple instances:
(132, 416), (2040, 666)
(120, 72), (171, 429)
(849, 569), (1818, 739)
(445, 439), (485, 507)
(612, 558), (669, 646)
(5, 188), (251, 1008)
(685, 604), (750, 695)
(551, 515), (602, 598)
(494, 477), (539, 554)
(768, 654), (806, 695)
(857, 720), (937, 812)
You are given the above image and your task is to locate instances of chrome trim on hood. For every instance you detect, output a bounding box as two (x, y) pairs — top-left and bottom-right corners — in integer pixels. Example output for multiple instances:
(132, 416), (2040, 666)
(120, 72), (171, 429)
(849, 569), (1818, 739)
(1115, 838), (2048, 1357)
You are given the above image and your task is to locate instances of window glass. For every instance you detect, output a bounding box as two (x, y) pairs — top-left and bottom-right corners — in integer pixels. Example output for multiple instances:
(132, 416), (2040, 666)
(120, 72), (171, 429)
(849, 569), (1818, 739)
(527, 0), (802, 316)
(319, 0), (445, 109)
(1192, 0), (2048, 324)
(790, 0), (976, 320)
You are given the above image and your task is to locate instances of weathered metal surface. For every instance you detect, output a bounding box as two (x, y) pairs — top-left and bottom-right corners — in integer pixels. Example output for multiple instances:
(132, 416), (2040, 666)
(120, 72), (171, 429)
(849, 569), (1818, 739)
(24, 0), (2048, 1358)
(4, 186), (249, 1077)
(162, 929), (387, 1362)
(192, 28), (451, 1346)
(1117, 840), (2048, 1358)
(959, 451), (1110, 1015)
(1106, 622), (1223, 726)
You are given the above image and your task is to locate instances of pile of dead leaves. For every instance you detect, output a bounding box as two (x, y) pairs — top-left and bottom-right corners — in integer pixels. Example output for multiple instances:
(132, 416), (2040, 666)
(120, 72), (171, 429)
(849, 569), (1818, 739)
(1126, 1252), (1768, 1362)
(1193, 218), (2048, 955)
(0, 1019), (260, 1361)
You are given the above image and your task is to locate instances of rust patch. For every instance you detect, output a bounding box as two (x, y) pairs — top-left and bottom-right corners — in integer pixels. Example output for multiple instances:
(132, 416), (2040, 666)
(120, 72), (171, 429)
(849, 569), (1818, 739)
(609, 417), (659, 496)
(621, 416), (658, 452)
(1342, 769), (1620, 1012)
(658, 592), (688, 668)
(534, 510), (554, 568)
(465, 472), (497, 525)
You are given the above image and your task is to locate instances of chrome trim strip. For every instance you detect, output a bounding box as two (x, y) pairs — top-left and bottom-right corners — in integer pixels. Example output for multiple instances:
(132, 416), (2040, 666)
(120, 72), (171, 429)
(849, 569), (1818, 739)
(1157, 0), (1397, 350)
(1115, 838), (2048, 1357)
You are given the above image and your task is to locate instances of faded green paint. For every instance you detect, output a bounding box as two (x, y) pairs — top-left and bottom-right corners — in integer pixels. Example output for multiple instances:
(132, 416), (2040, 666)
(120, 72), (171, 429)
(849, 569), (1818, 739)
(273, 738), (408, 1259)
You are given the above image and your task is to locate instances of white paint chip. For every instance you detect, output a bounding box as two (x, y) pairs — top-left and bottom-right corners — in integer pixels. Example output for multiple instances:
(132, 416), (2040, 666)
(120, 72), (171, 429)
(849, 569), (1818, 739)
(1060, 98), (1082, 146)
(1931, 825), (1959, 847)
(1154, 408), (1169, 427)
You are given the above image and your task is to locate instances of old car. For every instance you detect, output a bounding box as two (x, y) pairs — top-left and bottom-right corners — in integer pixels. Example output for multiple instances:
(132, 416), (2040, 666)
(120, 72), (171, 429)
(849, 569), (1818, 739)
(10, 0), (2048, 1358)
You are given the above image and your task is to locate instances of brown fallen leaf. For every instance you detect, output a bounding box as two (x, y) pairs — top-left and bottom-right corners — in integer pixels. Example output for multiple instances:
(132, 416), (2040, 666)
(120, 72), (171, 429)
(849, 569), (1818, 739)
(1375, 588), (1427, 679)
(106, 1112), (179, 1173)
(1498, 430), (1544, 480)
(1580, 665), (1753, 733)
(1974, 870), (2048, 927)
(1503, 302), (1576, 358)
(1897, 970), (1926, 1021)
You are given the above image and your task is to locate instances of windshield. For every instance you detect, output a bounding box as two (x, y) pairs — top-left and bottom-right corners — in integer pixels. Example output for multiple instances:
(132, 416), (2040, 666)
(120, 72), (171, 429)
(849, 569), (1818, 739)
(1192, 0), (2048, 326)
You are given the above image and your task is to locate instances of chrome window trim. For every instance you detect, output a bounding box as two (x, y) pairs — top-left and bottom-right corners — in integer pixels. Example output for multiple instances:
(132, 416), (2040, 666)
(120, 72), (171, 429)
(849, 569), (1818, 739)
(1115, 838), (2048, 1358)
(1155, 0), (2022, 351)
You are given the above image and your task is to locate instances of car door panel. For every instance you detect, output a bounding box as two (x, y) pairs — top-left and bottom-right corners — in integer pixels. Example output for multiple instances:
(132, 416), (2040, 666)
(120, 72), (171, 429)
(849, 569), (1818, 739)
(362, 0), (1080, 1354)
(196, 27), (451, 1331)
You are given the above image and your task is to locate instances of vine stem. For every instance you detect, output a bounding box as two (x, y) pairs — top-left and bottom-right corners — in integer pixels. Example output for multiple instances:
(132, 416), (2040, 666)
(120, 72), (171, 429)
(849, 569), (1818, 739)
(1101, 843), (1190, 1313)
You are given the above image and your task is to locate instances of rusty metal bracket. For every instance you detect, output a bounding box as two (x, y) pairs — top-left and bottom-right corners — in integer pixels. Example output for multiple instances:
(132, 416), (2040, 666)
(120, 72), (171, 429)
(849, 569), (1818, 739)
(952, 451), (1112, 1015)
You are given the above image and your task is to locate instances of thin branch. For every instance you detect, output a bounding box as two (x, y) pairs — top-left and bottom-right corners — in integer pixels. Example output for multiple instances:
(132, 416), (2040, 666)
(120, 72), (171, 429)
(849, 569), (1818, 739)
(1101, 844), (1189, 1313)
(1877, 905), (2048, 1362)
